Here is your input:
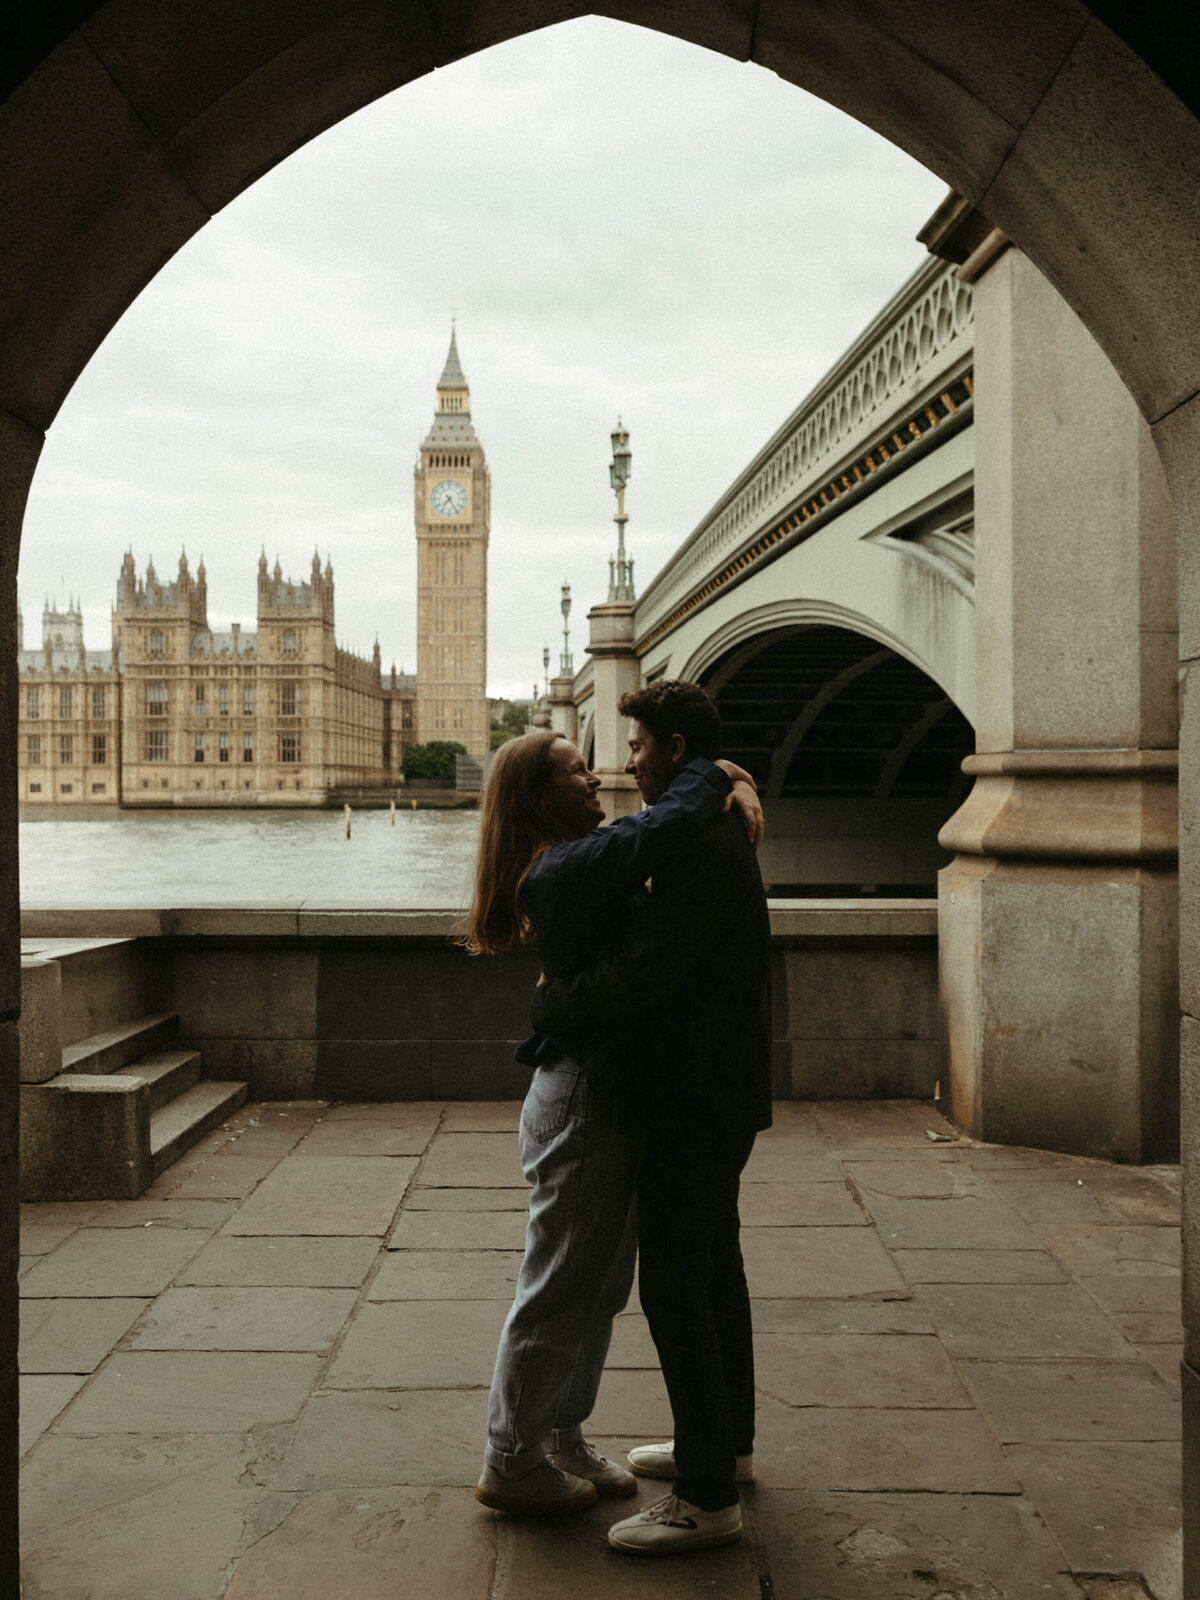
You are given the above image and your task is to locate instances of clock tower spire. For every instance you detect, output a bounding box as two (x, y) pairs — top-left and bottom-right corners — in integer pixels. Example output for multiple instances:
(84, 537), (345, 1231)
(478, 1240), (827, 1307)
(414, 325), (490, 759)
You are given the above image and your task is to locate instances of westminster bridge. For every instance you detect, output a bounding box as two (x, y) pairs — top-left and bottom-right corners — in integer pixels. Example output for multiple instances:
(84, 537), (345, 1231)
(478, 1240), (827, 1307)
(568, 253), (978, 898)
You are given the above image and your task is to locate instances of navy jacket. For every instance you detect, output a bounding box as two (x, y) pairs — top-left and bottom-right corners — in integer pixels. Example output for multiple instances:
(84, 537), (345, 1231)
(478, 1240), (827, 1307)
(530, 796), (772, 1137)
(514, 758), (733, 1079)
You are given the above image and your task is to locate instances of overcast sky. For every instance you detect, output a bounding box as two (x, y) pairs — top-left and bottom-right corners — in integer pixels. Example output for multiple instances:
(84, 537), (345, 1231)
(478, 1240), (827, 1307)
(18, 18), (946, 700)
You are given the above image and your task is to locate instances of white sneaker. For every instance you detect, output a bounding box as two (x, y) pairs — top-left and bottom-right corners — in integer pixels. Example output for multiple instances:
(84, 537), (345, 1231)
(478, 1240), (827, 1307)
(627, 1441), (754, 1483)
(474, 1459), (597, 1516)
(607, 1492), (742, 1555)
(549, 1438), (637, 1498)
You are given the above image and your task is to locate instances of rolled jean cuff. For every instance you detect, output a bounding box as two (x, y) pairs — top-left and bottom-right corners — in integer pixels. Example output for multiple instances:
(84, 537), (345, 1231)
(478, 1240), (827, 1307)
(550, 1424), (584, 1452)
(484, 1441), (546, 1475)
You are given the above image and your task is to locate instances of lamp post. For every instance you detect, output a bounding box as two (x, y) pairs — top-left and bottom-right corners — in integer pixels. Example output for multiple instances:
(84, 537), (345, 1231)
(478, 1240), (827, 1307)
(560, 582), (573, 675)
(542, 647), (551, 704)
(608, 418), (635, 602)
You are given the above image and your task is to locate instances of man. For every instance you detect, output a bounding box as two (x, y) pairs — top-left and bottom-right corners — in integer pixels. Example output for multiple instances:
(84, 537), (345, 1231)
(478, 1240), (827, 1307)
(531, 679), (772, 1556)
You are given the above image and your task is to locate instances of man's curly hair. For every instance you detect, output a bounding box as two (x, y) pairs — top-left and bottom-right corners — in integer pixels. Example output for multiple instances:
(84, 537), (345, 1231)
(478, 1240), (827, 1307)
(618, 679), (721, 760)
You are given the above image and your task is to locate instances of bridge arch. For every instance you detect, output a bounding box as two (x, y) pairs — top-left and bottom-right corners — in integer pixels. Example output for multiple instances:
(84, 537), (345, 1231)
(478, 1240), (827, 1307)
(676, 597), (971, 718)
(696, 621), (974, 895)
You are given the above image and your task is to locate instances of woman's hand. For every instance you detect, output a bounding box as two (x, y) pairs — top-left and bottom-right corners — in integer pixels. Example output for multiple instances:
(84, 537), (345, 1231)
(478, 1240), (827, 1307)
(725, 778), (764, 849)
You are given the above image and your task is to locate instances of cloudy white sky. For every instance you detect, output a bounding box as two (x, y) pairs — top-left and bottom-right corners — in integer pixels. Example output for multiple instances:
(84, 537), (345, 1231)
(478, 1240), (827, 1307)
(18, 18), (946, 700)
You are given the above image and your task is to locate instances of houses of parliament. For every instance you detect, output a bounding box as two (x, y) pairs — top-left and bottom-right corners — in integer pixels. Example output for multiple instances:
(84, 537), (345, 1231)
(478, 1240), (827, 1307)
(15, 331), (490, 807)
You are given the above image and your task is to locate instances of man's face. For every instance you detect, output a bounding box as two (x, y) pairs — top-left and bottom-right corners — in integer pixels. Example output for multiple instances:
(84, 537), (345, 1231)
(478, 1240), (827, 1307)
(624, 718), (682, 805)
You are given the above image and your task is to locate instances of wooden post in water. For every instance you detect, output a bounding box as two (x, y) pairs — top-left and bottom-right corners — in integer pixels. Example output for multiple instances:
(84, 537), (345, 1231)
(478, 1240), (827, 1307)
(390, 800), (395, 827)
(411, 798), (417, 811)
(344, 803), (351, 839)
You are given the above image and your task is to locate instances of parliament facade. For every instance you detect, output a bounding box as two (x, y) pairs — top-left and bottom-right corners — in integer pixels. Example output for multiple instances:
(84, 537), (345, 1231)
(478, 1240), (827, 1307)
(16, 329), (490, 808)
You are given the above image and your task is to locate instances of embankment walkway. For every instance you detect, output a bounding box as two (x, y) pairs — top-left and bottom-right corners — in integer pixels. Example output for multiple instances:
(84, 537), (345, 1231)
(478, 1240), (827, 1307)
(17, 1099), (1182, 1598)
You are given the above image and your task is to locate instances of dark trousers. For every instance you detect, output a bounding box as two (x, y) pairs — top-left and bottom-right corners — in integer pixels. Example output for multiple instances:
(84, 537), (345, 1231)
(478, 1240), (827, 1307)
(636, 1119), (757, 1510)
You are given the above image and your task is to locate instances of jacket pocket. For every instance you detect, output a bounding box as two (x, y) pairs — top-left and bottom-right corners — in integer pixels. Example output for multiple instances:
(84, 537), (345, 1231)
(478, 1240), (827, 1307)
(522, 1063), (582, 1143)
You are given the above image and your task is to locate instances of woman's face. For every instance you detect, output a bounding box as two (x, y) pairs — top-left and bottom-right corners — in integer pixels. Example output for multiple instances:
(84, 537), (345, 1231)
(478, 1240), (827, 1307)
(543, 738), (604, 838)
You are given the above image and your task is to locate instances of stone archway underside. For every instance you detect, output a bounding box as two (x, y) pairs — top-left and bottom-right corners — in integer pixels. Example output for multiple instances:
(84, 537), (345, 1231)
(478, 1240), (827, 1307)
(4, 3), (1200, 1595)
(701, 624), (973, 893)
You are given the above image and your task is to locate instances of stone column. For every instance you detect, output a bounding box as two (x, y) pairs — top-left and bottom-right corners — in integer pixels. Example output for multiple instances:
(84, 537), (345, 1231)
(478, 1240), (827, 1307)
(548, 675), (577, 745)
(586, 599), (641, 820)
(939, 247), (1179, 1161)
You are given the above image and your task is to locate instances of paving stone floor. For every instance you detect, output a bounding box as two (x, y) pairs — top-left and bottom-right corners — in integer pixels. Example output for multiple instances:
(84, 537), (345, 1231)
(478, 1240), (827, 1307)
(16, 1098), (1183, 1599)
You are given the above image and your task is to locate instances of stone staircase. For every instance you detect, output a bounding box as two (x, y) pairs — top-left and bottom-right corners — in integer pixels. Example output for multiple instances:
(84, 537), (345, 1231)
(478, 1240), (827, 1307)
(19, 945), (248, 1201)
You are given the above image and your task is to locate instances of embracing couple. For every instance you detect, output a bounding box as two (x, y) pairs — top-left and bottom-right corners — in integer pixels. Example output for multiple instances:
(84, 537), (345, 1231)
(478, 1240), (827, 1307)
(464, 679), (771, 1557)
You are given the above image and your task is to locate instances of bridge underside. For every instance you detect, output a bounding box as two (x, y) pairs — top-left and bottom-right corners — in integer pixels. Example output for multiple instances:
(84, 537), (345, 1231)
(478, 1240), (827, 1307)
(703, 624), (974, 896)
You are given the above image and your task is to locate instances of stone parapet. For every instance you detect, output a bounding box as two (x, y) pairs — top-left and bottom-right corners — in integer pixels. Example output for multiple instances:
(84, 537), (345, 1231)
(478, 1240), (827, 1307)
(18, 903), (941, 1107)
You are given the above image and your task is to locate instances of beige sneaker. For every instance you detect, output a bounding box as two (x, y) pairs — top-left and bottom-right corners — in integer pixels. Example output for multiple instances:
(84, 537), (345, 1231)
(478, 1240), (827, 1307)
(607, 1492), (742, 1555)
(474, 1459), (598, 1516)
(627, 1441), (754, 1483)
(549, 1438), (638, 1498)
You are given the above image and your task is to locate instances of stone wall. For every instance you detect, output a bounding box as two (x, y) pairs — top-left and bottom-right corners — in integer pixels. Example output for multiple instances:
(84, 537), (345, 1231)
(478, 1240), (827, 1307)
(19, 903), (940, 1104)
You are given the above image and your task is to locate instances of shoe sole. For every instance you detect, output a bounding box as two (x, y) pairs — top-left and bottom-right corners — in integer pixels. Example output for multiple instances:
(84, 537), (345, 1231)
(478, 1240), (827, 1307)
(608, 1527), (743, 1556)
(628, 1460), (754, 1486)
(474, 1483), (598, 1516)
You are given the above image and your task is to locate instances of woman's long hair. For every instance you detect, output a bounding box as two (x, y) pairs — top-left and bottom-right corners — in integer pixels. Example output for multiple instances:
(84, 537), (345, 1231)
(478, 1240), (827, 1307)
(465, 729), (561, 954)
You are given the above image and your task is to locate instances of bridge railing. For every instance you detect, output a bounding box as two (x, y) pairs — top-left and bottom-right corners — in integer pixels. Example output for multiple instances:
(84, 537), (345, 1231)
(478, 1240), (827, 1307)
(634, 256), (974, 648)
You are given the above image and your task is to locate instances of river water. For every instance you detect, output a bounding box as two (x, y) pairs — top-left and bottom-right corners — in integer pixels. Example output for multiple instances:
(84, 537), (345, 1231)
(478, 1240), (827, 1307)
(18, 805), (482, 907)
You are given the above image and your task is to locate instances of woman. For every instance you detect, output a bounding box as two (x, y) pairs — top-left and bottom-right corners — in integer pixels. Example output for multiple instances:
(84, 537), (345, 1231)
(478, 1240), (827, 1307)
(465, 728), (760, 1517)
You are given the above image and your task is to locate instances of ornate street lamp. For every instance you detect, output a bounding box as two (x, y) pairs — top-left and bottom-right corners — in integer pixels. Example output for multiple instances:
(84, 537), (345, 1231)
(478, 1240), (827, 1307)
(608, 418), (635, 602)
(560, 582), (573, 675)
(543, 647), (551, 704)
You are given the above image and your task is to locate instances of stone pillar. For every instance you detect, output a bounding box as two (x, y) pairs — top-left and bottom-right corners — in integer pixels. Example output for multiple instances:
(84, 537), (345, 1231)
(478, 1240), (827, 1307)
(548, 675), (577, 745)
(939, 247), (1179, 1161)
(0, 412), (35, 1598)
(586, 600), (641, 820)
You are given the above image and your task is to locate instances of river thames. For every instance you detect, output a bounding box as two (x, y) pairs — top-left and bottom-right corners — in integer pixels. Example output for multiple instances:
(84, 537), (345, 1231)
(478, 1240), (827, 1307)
(18, 806), (482, 907)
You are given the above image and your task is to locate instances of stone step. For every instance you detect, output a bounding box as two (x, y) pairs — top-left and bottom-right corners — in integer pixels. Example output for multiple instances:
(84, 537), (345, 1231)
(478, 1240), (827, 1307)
(150, 1079), (249, 1178)
(116, 1049), (203, 1112)
(61, 1013), (178, 1077)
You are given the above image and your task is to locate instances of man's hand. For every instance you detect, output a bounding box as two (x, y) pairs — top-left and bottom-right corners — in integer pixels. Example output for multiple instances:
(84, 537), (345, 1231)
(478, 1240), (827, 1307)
(725, 779), (763, 849)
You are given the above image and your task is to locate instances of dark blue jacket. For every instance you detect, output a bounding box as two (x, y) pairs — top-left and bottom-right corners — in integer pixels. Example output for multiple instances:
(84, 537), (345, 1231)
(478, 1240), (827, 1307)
(514, 758), (732, 1078)
(531, 794), (773, 1136)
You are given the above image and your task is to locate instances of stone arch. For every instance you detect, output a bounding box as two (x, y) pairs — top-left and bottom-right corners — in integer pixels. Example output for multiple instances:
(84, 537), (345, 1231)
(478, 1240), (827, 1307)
(697, 622), (975, 894)
(677, 598), (968, 713)
(4, 5), (1200, 1590)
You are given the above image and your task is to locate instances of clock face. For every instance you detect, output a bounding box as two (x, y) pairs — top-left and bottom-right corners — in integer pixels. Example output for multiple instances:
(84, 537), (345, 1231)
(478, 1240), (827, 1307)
(431, 479), (468, 518)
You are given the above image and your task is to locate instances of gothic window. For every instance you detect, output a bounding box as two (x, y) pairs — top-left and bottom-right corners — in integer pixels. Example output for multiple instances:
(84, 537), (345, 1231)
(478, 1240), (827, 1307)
(195, 684), (206, 716)
(148, 683), (168, 716)
(219, 732), (230, 763)
(194, 733), (205, 763)
(280, 732), (301, 764)
(452, 702), (464, 730)
(243, 686), (253, 716)
(401, 704), (413, 731)
(26, 688), (38, 719)
(149, 630), (164, 658)
(91, 734), (106, 765)
(279, 682), (300, 717)
(59, 688), (72, 719)
(218, 683), (229, 715)
(145, 729), (168, 763)
(92, 687), (105, 720)
(242, 733), (254, 763)
(282, 630), (297, 658)
(27, 736), (41, 764)
(59, 734), (73, 764)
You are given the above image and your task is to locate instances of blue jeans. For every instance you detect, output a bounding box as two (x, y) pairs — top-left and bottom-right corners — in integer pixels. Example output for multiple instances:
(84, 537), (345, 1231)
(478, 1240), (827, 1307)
(484, 1061), (642, 1473)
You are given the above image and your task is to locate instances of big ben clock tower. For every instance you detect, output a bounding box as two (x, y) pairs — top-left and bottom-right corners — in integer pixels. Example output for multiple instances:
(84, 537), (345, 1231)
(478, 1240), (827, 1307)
(415, 325), (490, 760)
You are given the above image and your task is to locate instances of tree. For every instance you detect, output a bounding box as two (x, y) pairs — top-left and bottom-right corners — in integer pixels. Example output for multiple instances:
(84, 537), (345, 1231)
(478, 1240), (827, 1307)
(490, 702), (531, 750)
(403, 740), (467, 785)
